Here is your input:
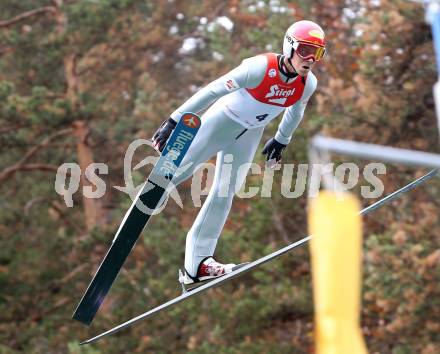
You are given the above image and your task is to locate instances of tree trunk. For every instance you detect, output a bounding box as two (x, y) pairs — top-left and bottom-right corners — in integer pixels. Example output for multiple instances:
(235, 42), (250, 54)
(55, 0), (104, 232)
(72, 120), (105, 231)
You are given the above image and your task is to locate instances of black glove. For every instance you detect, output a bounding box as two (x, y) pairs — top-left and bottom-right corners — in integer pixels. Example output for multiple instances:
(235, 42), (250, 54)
(152, 118), (177, 152)
(262, 137), (287, 163)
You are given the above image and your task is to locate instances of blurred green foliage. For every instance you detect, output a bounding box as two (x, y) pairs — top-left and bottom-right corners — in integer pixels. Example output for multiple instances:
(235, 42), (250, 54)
(0, 0), (439, 353)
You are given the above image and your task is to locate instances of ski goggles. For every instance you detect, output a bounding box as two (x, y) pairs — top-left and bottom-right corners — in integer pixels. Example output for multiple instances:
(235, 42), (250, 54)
(296, 43), (326, 62)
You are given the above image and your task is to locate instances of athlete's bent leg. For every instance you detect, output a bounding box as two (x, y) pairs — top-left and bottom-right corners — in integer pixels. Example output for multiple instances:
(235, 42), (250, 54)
(184, 126), (264, 277)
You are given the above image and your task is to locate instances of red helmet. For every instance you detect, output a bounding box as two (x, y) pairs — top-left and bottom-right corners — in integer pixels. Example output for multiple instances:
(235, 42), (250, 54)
(283, 20), (326, 62)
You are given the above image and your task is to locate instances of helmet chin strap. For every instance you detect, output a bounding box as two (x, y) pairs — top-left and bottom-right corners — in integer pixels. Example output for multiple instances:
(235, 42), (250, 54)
(280, 54), (298, 79)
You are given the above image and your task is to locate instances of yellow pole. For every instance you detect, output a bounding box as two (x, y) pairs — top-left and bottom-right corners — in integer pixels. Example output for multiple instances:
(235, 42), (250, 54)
(309, 191), (368, 354)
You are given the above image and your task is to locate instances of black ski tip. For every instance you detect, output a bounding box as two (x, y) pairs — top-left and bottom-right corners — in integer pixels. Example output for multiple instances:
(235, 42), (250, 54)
(72, 311), (93, 326)
(79, 339), (89, 346)
(72, 294), (106, 326)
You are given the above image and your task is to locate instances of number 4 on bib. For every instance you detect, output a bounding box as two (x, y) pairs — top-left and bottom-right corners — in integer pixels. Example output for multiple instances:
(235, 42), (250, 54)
(256, 114), (268, 122)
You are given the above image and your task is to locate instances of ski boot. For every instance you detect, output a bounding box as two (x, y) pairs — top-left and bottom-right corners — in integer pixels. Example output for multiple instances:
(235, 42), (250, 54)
(178, 257), (247, 293)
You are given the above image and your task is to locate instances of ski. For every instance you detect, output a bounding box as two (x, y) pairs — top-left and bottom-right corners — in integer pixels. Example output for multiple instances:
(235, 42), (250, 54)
(79, 237), (310, 345)
(79, 169), (438, 344)
(72, 113), (201, 326)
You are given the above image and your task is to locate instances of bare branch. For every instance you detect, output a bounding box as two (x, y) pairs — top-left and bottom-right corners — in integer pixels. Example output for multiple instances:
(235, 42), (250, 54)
(76, 63), (99, 77)
(24, 196), (47, 214)
(1, 163), (61, 181)
(23, 197), (84, 235)
(58, 263), (88, 285)
(0, 163), (63, 184)
(0, 128), (72, 182)
(29, 297), (70, 323)
(48, 200), (84, 235)
(16, 128), (72, 167)
(0, 124), (26, 135)
(0, 6), (56, 29)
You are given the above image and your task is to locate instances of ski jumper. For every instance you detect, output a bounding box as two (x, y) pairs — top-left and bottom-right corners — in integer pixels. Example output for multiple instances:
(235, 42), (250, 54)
(165, 53), (317, 277)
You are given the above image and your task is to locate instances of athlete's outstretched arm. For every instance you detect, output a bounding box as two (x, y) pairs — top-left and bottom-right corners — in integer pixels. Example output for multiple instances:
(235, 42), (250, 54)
(152, 56), (266, 151)
(274, 73), (317, 145)
(169, 56), (266, 122)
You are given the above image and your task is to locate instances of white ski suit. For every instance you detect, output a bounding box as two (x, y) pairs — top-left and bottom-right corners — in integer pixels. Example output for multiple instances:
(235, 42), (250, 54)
(165, 53), (317, 276)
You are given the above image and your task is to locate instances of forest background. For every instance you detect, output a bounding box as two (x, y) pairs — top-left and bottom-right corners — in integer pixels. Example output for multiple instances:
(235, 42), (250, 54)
(1, 1), (439, 353)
